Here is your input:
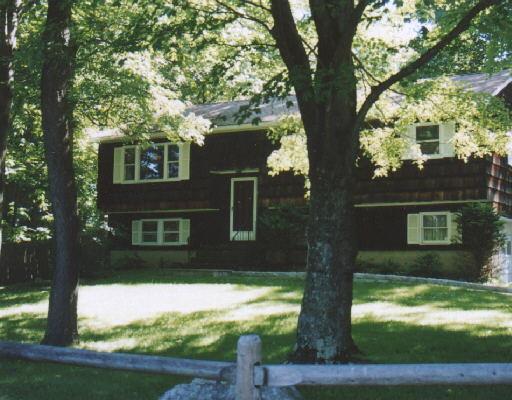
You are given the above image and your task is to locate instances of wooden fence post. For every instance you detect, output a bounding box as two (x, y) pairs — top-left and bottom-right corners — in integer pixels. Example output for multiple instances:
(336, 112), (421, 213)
(235, 335), (262, 400)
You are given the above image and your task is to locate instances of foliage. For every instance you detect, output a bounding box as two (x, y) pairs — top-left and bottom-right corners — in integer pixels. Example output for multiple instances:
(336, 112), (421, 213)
(257, 205), (308, 249)
(265, 78), (512, 179)
(407, 252), (443, 278)
(455, 203), (506, 282)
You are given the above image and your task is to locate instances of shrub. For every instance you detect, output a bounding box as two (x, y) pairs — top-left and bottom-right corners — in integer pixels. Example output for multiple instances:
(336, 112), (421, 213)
(112, 253), (147, 270)
(258, 205), (308, 249)
(454, 203), (506, 282)
(408, 252), (443, 278)
(356, 259), (401, 275)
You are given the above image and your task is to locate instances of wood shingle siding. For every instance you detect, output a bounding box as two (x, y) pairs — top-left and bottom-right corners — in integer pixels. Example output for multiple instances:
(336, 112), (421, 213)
(355, 157), (489, 205)
(97, 130), (307, 213)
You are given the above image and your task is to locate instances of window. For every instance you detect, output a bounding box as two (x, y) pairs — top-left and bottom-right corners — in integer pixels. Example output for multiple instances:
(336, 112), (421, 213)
(407, 212), (456, 245)
(416, 125), (440, 156)
(124, 147), (136, 181)
(132, 218), (190, 246)
(421, 213), (448, 243)
(141, 220), (159, 244)
(113, 142), (190, 184)
(162, 220), (180, 244)
(403, 122), (455, 160)
(167, 145), (180, 179)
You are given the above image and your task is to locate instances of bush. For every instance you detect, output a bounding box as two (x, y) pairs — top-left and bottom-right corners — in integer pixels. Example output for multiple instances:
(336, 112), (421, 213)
(356, 259), (402, 275)
(408, 252), (443, 278)
(454, 203), (506, 282)
(258, 205), (308, 249)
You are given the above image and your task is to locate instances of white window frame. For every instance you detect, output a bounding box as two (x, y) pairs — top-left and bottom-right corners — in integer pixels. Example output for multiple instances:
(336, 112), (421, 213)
(137, 218), (188, 246)
(117, 142), (184, 184)
(140, 219), (160, 245)
(162, 219), (181, 245)
(415, 123), (442, 159)
(419, 211), (451, 245)
(122, 145), (138, 182)
(230, 177), (258, 241)
(403, 122), (455, 160)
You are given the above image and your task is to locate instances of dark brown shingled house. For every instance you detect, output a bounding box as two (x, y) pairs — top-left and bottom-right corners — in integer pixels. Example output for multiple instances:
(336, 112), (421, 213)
(93, 71), (512, 282)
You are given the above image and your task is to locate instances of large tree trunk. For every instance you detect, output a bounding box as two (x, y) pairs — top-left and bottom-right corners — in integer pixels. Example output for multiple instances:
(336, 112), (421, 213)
(291, 95), (361, 363)
(0, 0), (20, 259)
(40, 0), (79, 346)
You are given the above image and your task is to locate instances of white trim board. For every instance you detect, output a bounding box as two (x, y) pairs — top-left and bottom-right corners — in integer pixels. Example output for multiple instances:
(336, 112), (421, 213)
(92, 122), (276, 143)
(355, 199), (488, 208)
(107, 208), (220, 214)
(210, 168), (259, 175)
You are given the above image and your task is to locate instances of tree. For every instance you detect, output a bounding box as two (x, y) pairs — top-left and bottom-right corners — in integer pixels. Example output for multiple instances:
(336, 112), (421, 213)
(0, 0), (20, 258)
(174, 0), (511, 362)
(40, 0), (79, 346)
(455, 203), (506, 282)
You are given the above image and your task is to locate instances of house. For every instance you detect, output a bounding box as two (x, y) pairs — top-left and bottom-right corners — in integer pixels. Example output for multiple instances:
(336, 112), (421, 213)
(93, 70), (512, 282)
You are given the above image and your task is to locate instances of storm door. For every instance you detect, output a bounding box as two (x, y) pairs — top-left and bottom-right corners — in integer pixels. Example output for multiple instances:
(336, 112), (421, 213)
(230, 177), (257, 241)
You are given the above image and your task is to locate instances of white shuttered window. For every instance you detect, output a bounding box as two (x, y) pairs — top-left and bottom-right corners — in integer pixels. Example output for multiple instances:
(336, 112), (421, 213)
(403, 122), (455, 160)
(407, 212), (457, 245)
(131, 218), (190, 246)
(113, 142), (191, 184)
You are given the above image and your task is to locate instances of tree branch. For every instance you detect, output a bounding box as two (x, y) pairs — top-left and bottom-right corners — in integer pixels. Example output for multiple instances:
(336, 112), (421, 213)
(269, 0), (315, 132)
(356, 0), (501, 129)
(214, 0), (272, 33)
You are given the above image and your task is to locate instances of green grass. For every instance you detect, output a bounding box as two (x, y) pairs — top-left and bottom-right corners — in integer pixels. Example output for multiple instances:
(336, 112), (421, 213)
(1, 269), (511, 399)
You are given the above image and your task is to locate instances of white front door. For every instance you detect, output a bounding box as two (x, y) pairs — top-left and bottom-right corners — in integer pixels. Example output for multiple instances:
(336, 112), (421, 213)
(230, 177), (257, 241)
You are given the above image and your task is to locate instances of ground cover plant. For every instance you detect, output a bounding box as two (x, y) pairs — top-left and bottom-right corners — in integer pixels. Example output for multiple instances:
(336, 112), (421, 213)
(0, 270), (511, 399)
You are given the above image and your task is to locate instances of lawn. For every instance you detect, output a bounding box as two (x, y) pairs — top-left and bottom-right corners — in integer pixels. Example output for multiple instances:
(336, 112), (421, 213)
(1, 269), (511, 400)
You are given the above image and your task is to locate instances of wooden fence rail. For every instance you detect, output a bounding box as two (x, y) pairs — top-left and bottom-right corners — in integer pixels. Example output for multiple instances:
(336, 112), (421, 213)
(0, 341), (234, 381)
(2, 336), (512, 399)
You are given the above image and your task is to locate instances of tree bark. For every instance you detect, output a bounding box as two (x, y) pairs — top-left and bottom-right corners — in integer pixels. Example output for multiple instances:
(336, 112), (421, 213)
(0, 0), (20, 259)
(40, 0), (79, 346)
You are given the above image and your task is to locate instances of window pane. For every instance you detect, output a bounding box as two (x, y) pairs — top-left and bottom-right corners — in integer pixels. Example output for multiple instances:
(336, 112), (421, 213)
(420, 141), (440, 155)
(163, 220), (179, 232)
(416, 125), (439, 141)
(124, 165), (135, 180)
(168, 145), (179, 162)
(140, 145), (164, 180)
(423, 215), (447, 228)
(142, 232), (158, 243)
(163, 232), (179, 243)
(423, 228), (448, 241)
(124, 148), (135, 164)
(168, 162), (179, 178)
(142, 221), (158, 231)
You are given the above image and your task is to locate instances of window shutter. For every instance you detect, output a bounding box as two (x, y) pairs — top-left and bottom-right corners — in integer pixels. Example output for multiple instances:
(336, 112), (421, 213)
(402, 125), (416, 160)
(178, 142), (191, 180)
(440, 122), (455, 158)
(450, 213), (460, 243)
(179, 219), (190, 245)
(407, 214), (420, 245)
(113, 147), (124, 184)
(131, 220), (142, 245)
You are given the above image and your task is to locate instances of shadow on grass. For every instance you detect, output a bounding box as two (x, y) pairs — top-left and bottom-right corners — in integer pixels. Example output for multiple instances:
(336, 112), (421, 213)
(84, 268), (305, 290)
(304, 319), (512, 400)
(0, 285), (49, 308)
(354, 281), (512, 313)
(1, 271), (512, 400)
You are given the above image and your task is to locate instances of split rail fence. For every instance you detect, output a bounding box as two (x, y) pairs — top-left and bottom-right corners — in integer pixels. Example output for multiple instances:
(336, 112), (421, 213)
(1, 335), (512, 400)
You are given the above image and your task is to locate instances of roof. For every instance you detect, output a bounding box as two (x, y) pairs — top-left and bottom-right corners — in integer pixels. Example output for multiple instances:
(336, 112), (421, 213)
(91, 70), (511, 142)
(450, 70), (511, 95)
(186, 95), (299, 127)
